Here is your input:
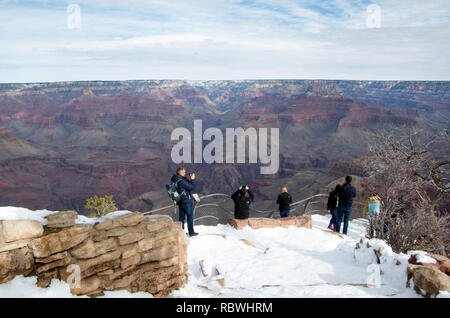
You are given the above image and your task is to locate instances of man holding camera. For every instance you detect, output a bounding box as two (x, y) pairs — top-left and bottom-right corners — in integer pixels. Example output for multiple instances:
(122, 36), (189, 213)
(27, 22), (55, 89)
(231, 185), (255, 220)
(171, 167), (199, 237)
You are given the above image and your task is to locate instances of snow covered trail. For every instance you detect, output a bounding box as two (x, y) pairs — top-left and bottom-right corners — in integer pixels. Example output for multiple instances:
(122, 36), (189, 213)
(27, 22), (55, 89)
(170, 215), (420, 298)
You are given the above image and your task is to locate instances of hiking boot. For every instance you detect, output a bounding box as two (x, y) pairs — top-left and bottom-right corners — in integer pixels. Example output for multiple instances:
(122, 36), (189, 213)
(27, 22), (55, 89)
(189, 232), (199, 237)
(327, 224), (333, 230)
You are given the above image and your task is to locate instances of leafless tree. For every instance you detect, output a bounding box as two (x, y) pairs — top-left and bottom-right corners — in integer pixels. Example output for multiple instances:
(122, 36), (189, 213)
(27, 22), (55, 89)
(363, 126), (449, 255)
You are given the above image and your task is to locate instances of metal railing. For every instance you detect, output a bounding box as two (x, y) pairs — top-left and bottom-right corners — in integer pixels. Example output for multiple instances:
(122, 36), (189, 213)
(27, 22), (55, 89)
(143, 193), (332, 226)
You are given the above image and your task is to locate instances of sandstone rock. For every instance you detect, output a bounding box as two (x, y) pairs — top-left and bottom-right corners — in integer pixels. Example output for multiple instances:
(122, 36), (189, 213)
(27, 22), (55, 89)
(247, 218), (266, 229)
(122, 247), (137, 259)
(70, 238), (117, 259)
(440, 260), (450, 276)
(0, 247), (34, 283)
(77, 250), (122, 273)
(427, 254), (448, 262)
(227, 218), (248, 230)
(1, 220), (44, 243)
(36, 255), (72, 274)
(295, 215), (312, 229)
(71, 276), (101, 296)
(37, 268), (59, 288)
(0, 239), (31, 253)
(121, 253), (141, 269)
(35, 251), (68, 264)
(94, 212), (144, 231)
(29, 225), (91, 258)
(137, 229), (178, 252)
(144, 215), (174, 233)
(97, 269), (114, 276)
(279, 217), (296, 228)
(140, 244), (178, 263)
(408, 264), (450, 296)
(45, 211), (77, 228)
(118, 232), (144, 246)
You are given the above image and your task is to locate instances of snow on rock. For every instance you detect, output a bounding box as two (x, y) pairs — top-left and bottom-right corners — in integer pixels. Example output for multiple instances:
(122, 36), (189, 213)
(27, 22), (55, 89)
(170, 214), (420, 298)
(407, 250), (437, 264)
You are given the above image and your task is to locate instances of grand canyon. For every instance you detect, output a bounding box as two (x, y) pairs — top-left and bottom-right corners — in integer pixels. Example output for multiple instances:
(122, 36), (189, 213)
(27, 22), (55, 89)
(0, 80), (449, 216)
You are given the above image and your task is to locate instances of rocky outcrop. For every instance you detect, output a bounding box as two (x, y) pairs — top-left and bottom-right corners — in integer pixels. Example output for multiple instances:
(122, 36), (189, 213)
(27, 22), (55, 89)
(0, 211), (189, 297)
(407, 253), (450, 297)
(227, 215), (312, 230)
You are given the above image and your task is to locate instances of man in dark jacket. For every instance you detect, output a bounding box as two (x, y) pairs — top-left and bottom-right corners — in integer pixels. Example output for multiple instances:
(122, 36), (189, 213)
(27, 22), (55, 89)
(327, 184), (340, 231)
(231, 185), (254, 219)
(336, 176), (357, 235)
(171, 167), (198, 237)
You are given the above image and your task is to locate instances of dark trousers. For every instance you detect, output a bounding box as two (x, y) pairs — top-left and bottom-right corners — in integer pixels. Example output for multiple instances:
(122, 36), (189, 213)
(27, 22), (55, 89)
(179, 202), (195, 235)
(328, 209), (338, 230)
(280, 210), (290, 218)
(336, 206), (352, 235)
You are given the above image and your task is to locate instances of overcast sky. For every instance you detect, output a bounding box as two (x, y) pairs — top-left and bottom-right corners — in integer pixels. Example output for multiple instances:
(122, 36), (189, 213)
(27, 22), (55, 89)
(1, 0), (449, 83)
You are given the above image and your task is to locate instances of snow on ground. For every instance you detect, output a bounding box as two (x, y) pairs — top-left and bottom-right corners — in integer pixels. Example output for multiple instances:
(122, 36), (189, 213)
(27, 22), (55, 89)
(170, 214), (420, 298)
(0, 207), (431, 298)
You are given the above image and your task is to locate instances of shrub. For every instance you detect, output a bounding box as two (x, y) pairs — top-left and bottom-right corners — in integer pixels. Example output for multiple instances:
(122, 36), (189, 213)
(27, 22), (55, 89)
(85, 195), (118, 218)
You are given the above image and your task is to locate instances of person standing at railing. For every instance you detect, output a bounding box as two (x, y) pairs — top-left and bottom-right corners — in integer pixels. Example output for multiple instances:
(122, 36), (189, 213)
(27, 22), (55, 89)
(276, 186), (292, 218)
(170, 167), (199, 237)
(231, 185), (254, 219)
(327, 184), (340, 231)
(336, 176), (357, 235)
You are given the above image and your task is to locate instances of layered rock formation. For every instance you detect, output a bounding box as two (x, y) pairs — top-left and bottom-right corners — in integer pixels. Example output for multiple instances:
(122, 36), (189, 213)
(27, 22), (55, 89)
(0, 211), (188, 297)
(0, 80), (448, 214)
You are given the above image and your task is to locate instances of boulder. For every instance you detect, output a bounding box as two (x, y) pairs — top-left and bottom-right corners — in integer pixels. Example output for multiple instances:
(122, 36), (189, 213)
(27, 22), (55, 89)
(94, 212), (144, 231)
(45, 211), (78, 228)
(408, 264), (450, 296)
(1, 220), (44, 243)
(29, 225), (91, 258)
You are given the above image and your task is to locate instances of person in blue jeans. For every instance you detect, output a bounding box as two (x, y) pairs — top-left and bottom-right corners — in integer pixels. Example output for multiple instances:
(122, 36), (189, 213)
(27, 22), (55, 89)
(276, 186), (292, 218)
(170, 167), (199, 237)
(336, 176), (357, 235)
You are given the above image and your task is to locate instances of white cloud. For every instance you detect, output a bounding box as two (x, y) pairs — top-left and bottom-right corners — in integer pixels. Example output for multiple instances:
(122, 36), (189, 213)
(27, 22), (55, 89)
(0, 0), (449, 82)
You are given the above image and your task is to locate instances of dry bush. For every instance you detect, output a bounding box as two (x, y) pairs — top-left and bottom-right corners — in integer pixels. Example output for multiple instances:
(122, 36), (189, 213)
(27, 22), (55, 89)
(363, 126), (449, 255)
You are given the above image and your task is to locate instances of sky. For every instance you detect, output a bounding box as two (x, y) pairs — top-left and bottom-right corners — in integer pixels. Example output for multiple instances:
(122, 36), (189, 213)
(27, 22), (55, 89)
(0, 0), (449, 83)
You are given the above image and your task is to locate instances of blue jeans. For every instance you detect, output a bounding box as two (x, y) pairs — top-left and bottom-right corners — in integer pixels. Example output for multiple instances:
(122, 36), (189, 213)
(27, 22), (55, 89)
(280, 210), (290, 218)
(179, 202), (195, 235)
(336, 206), (352, 235)
(328, 209), (338, 230)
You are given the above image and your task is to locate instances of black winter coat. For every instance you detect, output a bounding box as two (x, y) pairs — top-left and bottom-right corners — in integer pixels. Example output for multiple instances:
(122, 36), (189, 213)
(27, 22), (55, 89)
(276, 192), (292, 211)
(327, 189), (338, 211)
(232, 189), (254, 219)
